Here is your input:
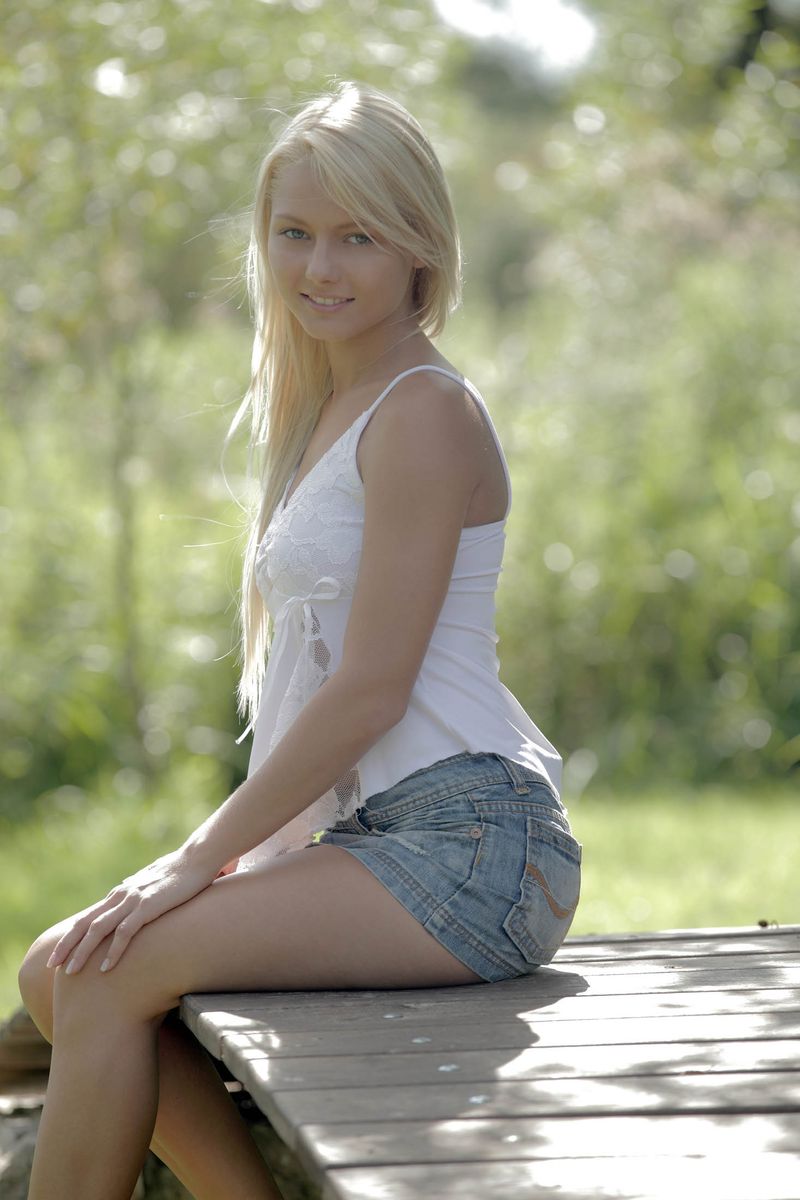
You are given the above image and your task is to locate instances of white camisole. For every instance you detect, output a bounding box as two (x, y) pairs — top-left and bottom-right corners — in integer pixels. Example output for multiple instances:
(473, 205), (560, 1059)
(236, 365), (562, 871)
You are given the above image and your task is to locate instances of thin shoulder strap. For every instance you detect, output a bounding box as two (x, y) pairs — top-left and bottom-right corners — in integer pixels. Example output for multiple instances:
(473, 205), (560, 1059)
(360, 364), (512, 519)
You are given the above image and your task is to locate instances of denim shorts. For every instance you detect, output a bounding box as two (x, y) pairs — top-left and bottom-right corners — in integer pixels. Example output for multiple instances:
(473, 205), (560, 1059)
(309, 751), (582, 983)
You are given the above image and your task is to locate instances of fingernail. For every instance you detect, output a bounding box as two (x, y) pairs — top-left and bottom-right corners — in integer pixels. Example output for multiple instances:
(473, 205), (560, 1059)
(100, 959), (111, 973)
(65, 960), (77, 975)
(46, 953), (56, 969)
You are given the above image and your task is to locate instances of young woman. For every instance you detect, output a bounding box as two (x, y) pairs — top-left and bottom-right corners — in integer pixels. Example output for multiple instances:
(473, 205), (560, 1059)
(18, 81), (581, 1199)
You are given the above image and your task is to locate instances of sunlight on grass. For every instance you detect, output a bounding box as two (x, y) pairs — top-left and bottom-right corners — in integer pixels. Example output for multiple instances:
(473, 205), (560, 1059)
(568, 780), (798, 937)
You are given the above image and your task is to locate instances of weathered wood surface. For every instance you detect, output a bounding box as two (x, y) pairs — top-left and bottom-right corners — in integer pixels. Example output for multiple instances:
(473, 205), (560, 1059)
(181, 925), (800, 1200)
(323, 1155), (799, 1200)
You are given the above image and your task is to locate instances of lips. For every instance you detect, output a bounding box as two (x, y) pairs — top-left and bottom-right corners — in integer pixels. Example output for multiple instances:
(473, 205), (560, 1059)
(302, 293), (354, 307)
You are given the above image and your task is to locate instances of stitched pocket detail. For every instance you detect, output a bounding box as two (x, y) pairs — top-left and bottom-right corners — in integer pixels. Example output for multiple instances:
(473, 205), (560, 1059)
(502, 817), (582, 965)
(386, 825), (483, 885)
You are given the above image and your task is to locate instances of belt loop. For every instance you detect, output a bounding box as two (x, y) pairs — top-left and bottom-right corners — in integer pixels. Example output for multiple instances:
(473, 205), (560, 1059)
(494, 754), (531, 794)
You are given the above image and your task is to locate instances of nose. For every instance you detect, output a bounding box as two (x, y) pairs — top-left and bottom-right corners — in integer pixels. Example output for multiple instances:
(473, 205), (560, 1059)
(305, 237), (340, 284)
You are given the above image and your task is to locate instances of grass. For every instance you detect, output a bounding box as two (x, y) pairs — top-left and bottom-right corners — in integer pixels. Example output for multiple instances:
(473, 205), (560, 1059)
(567, 779), (798, 937)
(1, 777), (797, 1019)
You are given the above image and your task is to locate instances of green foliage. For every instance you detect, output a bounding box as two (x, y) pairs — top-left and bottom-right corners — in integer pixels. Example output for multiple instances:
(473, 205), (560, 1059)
(1, 0), (799, 835)
(496, 240), (800, 787)
(437, 0), (800, 787)
(0, 322), (252, 816)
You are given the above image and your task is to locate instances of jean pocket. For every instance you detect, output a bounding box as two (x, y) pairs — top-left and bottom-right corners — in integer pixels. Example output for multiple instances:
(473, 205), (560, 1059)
(502, 816), (582, 966)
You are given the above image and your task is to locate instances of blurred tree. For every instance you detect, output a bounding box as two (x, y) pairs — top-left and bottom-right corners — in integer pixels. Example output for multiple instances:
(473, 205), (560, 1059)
(1, 0), (463, 816)
(445, 0), (800, 788)
(2, 0), (799, 821)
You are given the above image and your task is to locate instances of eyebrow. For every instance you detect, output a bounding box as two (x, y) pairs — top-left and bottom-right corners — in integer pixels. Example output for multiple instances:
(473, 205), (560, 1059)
(272, 213), (363, 231)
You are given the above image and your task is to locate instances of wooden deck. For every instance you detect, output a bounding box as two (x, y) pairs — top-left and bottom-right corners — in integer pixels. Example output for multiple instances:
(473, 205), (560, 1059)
(181, 924), (800, 1199)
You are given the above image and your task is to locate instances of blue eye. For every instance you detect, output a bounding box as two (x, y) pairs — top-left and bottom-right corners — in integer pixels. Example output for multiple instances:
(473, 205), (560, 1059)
(280, 228), (307, 240)
(348, 232), (373, 245)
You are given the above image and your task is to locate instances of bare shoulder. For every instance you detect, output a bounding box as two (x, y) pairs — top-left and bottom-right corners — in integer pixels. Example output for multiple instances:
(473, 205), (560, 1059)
(372, 366), (484, 435)
(357, 367), (485, 494)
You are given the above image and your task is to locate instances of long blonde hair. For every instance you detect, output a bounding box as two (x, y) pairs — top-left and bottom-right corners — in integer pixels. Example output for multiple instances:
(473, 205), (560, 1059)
(232, 81), (462, 725)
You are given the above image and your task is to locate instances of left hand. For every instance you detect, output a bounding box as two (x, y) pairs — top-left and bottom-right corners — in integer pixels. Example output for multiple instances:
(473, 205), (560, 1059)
(46, 848), (220, 976)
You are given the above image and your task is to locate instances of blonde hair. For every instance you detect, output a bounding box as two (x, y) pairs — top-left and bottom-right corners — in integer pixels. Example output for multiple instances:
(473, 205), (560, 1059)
(232, 80), (462, 725)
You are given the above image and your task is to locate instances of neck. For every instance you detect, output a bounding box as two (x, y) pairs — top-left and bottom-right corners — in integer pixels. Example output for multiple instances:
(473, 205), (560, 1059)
(325, 321), (428, 398)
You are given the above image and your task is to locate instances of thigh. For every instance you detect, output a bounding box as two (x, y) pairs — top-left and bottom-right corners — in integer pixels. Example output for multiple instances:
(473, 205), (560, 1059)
(53, 845), (483, 1021)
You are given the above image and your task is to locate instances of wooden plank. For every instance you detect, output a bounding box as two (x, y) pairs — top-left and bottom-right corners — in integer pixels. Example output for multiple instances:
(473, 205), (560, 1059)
(179, 927), (799, 1197)
(207, 1038), (800, 1091)
(177, 927), (800, 1199)
(184, 990), (800, 1055)
(295, 1112), (800, 1170)
(564, 924), (800, 946)
(557, 934), (800, 963)
(520, 974), (800, 1003)
(505, 988), (800, 1021)
(551, 952), (800, 975)
(183, 954), (800, 1020)
(186, 1010), (800, 1064)
(182, 980), (799, 1041)
(271, 1071), (800, 1127)
(323, 1154), (800, 1200)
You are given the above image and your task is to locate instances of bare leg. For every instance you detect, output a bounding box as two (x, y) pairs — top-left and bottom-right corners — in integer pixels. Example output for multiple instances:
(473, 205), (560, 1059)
(21, 926), (281, 1199)
(30, 990), (162, 1200)
(20, 846), (481, 1199)
(149, 1014), (282, 1200)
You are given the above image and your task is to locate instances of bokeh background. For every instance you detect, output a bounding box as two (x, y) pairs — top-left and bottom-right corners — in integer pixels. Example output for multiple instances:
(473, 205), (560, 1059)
(2, 0), (798, 1016)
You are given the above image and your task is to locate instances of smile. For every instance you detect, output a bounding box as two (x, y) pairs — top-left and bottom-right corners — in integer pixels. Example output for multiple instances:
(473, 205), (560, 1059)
(302, 294), (354, 309)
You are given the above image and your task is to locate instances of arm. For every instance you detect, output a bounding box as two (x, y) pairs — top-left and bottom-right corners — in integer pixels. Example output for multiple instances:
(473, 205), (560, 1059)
(48, 376), (481, 973)
(182, 373), (481, 871)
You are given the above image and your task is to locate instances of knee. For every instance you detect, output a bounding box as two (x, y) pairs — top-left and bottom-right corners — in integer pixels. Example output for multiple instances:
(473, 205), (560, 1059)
(18, 929), (59, 1042)
(48, 933), (177, 1033)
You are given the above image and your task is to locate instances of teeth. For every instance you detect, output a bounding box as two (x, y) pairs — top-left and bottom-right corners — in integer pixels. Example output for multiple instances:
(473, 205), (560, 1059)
(308, 295), (350, 306)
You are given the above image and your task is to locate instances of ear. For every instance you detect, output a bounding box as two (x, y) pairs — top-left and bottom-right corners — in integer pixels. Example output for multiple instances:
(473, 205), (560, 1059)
(412, 257), (426, 271)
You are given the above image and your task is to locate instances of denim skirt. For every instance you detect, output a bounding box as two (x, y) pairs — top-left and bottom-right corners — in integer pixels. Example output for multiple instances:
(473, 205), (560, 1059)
(309, 751), (582, 983)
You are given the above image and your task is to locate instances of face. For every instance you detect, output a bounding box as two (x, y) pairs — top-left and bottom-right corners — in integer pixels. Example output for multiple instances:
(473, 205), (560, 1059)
(266, 157), (423, 349)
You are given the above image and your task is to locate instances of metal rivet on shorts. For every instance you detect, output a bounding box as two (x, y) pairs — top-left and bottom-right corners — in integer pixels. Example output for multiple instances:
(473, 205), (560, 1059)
(470, 827), (482, 838)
